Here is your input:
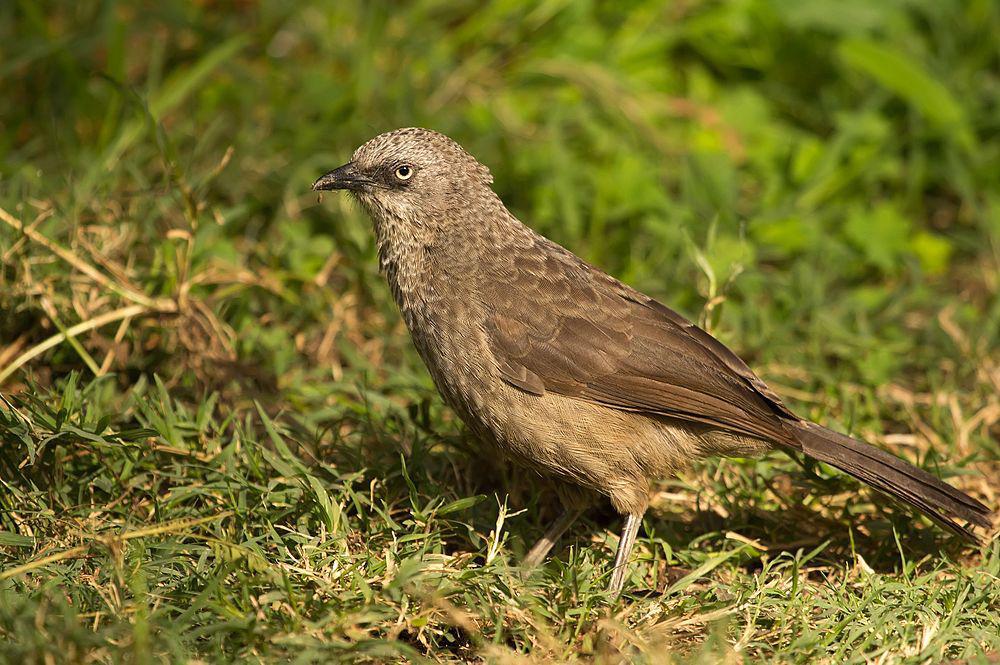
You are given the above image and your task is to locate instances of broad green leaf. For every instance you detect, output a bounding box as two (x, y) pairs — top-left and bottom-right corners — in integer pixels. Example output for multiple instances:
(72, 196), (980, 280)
(0, 532), (34, 547)
(844, 203), (911, 272)
(910, 230), (954, 276)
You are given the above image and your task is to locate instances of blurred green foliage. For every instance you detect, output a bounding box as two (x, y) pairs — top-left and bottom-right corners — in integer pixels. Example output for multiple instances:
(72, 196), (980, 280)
(1, 0), (998, 662)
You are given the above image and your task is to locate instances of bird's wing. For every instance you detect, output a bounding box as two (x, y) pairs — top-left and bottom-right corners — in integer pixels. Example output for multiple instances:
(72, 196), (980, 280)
(483, 236), (799, 445)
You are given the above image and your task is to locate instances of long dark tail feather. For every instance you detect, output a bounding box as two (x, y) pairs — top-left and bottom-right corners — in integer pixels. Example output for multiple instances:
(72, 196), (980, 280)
(789, 421), (993, 543)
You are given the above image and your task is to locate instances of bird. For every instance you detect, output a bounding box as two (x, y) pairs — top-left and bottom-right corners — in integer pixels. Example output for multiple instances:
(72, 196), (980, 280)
(312, 127), (992, 595)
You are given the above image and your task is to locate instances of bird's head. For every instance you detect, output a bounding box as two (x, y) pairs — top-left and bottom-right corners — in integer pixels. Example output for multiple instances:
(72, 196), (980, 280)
(312, 128), (498, 230)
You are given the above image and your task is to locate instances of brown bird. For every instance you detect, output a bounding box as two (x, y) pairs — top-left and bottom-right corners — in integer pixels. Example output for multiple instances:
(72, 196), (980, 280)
(313, 127), (992, 594)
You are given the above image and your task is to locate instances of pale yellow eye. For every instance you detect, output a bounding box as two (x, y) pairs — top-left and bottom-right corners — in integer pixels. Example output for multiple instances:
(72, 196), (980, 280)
(395, 165), (413, 181)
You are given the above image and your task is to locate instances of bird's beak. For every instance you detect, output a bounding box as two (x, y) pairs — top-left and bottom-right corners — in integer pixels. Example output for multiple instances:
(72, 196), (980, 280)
(312, 162), (372, 191)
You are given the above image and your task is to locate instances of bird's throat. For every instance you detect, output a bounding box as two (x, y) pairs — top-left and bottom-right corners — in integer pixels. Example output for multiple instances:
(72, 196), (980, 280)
(371, 212), (432, 322)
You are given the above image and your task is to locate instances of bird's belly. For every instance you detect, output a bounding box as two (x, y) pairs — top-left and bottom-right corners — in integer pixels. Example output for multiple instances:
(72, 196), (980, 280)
(405, 309), (708, 514)
(429, 354), (704, 513)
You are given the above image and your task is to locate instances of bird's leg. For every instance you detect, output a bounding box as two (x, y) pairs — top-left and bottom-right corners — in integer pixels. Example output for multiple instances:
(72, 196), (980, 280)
(522, 507), (583, 570)
(607, 512), (643, 595)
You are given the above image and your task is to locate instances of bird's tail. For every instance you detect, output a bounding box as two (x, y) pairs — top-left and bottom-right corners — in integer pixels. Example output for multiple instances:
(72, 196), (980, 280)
(789, 421), (992, 542)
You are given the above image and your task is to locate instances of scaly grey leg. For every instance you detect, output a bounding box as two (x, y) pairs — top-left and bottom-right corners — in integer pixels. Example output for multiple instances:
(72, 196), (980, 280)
(608, 512), (643, 595)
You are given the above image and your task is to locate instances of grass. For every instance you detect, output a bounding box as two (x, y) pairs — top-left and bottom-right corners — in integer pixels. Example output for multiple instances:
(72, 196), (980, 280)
(1, 0), (999, 662)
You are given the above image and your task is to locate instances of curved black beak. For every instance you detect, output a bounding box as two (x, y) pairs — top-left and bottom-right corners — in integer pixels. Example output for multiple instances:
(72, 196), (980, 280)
(312, 162), (372, 191)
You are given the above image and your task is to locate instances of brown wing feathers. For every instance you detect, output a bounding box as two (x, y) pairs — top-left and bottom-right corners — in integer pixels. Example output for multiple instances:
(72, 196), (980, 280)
(485, 265), (797, 446)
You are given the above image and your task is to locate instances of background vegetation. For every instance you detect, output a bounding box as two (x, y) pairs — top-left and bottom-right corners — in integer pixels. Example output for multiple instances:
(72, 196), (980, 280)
(1, 0), (998, 662)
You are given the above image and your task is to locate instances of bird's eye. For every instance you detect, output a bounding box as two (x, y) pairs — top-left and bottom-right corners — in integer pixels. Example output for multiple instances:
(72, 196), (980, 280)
(394, 165), (413, 181)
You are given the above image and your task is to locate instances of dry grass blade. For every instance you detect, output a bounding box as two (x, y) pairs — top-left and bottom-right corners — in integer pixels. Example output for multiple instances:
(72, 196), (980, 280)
(0, 304), (149, 384)
(0, 206), (175, 313)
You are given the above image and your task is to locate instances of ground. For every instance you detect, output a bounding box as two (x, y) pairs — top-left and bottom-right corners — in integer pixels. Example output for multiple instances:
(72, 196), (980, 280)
(1, 1), (999, 662)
